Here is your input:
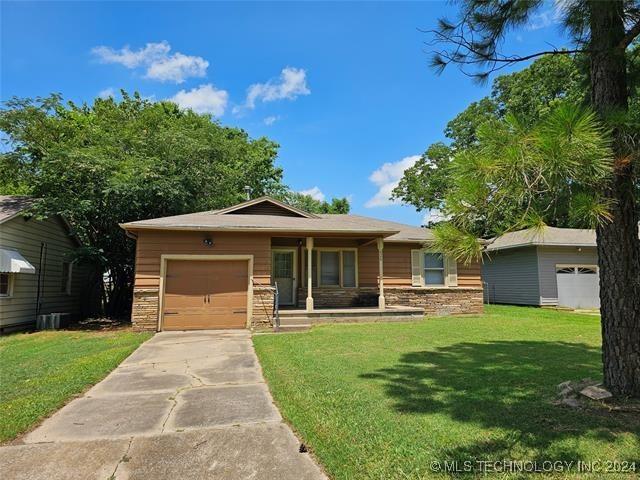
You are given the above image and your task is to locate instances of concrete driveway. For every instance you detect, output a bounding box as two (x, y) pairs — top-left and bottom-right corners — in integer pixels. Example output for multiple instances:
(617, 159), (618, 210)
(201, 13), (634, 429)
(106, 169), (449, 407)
(0, 331), (325, 480)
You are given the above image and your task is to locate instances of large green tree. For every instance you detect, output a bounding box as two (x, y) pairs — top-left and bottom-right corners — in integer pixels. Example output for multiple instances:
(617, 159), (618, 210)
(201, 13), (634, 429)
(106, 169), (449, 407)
(283, 192), (351, 214)
(0, 92), (286, 317)
(423, 0), (640, 397)
(393, 53), (622, 231)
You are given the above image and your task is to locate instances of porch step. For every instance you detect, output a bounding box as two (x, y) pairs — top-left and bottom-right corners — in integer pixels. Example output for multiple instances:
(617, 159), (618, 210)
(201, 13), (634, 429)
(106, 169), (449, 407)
(276, 306), (425, 327)
(274, 324), (311, 333)
(278, 316), (315, 326)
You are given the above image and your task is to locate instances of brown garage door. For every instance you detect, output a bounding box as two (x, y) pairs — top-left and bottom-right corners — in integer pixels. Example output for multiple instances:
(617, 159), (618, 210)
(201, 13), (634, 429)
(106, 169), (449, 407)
(162, 260), (248, 330)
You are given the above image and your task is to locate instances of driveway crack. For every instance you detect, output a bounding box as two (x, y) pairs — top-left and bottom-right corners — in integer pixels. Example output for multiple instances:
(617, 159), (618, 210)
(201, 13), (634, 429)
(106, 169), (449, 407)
(108, 437), (133, 480)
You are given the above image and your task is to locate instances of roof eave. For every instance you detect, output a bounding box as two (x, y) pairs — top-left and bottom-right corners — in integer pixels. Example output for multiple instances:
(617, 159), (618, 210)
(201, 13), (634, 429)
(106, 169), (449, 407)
(485, 242), (597, 252)
(120, 223), (400, 237)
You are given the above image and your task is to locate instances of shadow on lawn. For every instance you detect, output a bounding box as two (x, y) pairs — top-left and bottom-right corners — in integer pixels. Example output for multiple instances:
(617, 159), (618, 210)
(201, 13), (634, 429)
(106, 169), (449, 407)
(361, 341), (640, 463)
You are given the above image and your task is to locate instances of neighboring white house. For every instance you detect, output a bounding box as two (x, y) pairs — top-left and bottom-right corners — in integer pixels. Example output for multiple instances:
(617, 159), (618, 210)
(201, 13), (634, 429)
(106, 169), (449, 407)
(0, 196), (88, 332)
(482, 227), (601, 309)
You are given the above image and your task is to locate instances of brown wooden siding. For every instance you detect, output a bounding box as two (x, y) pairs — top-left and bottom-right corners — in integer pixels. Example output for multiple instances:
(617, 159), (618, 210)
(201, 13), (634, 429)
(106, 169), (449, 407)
(359, 243), (412, 287)
(133, 230), (271, 289)
(457, 261), (482, 288)
(359, 242), (482, 288)
(132, 231), (482, 292)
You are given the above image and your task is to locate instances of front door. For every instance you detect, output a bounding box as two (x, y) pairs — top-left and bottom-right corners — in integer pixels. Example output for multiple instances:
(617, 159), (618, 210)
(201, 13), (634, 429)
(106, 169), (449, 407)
(272, 250), (296, 306)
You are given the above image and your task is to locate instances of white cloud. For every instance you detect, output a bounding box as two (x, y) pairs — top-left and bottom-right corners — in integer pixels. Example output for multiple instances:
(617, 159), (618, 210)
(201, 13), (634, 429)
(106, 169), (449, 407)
(526, 5), (562, 31)
(423, 210), (448, 226)
(263, 115), (280, 126)
(299, 186), (325, 202)
(235, 67), (310, 112)
(91, 41), (208, 83)
(169, 84), (228, 116)
(98, 87), (116, 99)
(365, 155), (420, 208)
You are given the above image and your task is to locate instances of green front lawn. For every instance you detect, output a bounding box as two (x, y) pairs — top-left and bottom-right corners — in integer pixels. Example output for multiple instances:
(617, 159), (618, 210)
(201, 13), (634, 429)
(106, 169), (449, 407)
(254, 305), (639, 479)
(0, 329), (151, 443)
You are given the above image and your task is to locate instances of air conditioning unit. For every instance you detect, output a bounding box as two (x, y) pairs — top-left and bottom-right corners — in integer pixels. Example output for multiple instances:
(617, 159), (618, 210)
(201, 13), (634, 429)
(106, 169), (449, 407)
(36, 313), (70, 330)
(36, 314), (51, 330)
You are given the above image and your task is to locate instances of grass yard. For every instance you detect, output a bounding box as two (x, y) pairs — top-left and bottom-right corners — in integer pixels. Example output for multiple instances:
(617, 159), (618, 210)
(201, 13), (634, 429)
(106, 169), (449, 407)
(0, 329), (151, 443)
(254, 305), (640, 479)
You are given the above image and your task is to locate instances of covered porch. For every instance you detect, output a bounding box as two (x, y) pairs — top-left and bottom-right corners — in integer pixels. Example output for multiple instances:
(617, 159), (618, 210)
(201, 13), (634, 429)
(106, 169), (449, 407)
(270, 235), (388, 312)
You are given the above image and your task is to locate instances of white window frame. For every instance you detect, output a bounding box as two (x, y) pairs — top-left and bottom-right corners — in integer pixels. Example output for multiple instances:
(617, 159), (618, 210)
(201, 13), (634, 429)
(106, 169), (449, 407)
(423, 252), (446, 286)
(0, 273), (14, 298)
(302, 248), (359, 288)
(412, 249), (457, 288)
(61, 262), (73, 295)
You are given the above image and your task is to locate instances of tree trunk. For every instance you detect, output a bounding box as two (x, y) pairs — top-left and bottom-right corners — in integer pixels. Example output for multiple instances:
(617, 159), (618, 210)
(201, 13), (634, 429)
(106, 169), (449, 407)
(589, 1), (640, 397)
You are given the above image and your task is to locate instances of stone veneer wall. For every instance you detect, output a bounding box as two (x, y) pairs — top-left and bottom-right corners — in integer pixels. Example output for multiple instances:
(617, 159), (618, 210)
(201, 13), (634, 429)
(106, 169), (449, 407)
(384, 287), (484, 316)
(294, 287), (483, 315)
(296, 287), (379, 308)
(132, 285), (275, 331)
(131, 288), (160, 331)
(131, 285), (483, 331)
(252, 286), (275, 330)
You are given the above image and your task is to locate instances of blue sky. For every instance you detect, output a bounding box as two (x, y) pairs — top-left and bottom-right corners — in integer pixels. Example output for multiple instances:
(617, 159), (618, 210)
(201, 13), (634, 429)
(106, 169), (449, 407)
(1, 1), (568, 225)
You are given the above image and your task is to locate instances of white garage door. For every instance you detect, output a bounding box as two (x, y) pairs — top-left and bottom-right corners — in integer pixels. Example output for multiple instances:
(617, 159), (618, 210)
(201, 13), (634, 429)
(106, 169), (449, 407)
(556, 265), (600, 309)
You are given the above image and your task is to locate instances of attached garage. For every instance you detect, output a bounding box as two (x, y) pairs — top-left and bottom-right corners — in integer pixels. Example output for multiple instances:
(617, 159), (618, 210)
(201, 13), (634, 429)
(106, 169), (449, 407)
(556, 265), (600, 309)
(161, 258), (250, 330)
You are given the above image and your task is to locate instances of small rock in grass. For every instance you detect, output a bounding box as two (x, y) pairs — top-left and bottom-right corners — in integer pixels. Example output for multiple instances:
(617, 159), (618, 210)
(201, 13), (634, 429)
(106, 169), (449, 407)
(557, 380), (572, 392)
(580, 385), (613, 401)
(558, 386), (573, 397)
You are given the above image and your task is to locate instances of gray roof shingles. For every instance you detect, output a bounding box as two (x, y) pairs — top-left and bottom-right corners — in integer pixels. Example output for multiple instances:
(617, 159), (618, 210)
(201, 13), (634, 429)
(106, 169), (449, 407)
(121, 208), (434, 242)
(0, 196), (35, 224)
(486, 226), (597, 251)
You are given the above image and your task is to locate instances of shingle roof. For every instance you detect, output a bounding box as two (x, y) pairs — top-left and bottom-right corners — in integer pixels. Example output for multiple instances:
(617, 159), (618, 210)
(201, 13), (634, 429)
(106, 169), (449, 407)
(120, 200), (434, 243)
(0, 196), (35, 224)
(486, 226), (596, 251)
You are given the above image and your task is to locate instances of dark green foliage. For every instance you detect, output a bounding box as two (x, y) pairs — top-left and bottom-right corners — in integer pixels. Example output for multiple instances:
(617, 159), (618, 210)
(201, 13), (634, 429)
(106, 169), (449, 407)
(394, 54), (601, 221)
(0, 92), (286, 317)
(283, 192), (351, 214)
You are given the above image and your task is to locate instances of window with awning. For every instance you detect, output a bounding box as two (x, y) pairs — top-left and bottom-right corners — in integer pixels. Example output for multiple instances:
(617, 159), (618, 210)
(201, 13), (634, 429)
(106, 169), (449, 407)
(0, 248), (36, 274)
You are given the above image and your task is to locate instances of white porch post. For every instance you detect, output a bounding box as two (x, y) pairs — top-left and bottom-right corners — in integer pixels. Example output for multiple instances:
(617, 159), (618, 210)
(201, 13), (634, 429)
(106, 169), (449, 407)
(377, 237), (386, 309)
(306, 237), (314, 311)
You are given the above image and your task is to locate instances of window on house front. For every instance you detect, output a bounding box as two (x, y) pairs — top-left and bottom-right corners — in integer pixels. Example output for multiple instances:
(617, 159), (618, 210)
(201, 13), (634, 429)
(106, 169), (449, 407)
(0, 273), (11, 297)
(320, 251), (340, 286)
(303, 249), (358, 288)
(424, 253), (445, 285)
(61, 262), (72, 295)
(342, 251), (356, 287)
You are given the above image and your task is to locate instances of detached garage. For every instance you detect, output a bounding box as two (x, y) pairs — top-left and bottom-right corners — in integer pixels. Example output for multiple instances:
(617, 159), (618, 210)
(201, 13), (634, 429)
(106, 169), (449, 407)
(483, 227), (601, 309)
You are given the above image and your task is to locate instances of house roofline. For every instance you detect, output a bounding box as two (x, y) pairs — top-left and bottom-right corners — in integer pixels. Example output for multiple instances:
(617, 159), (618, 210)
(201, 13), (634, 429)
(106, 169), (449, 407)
(214, 196), (320, 219)
(485, 242), (596, 252)
(119, 223), (400, 237)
